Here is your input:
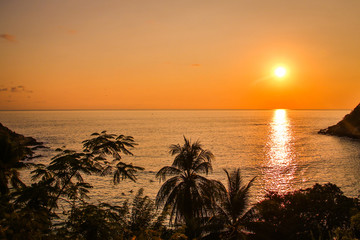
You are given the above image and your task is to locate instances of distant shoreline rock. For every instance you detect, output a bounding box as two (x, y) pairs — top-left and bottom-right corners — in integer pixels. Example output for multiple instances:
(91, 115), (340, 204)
(319, 104), (360, 139)
(0, 122), (43, 146)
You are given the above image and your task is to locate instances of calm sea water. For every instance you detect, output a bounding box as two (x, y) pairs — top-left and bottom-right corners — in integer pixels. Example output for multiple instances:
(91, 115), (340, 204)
(1, 110), (360, 205)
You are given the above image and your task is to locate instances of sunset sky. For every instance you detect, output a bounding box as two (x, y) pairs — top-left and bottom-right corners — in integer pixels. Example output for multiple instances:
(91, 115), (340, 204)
(1, 0), (360, 110)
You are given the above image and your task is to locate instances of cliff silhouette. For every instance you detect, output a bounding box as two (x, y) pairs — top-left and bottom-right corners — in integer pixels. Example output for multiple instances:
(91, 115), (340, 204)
(319, 103), (360, 139)
(0, 122), (43, 146)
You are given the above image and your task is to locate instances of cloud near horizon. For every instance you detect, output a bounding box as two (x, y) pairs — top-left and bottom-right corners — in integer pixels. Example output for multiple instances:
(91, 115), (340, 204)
(1, 34), (17, 43)
(11, 86), (24, 92)
(0, 86), (32, 93)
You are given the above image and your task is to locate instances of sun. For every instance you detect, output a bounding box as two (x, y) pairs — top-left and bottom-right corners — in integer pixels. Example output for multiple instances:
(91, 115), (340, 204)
(274, 66), (287, 78)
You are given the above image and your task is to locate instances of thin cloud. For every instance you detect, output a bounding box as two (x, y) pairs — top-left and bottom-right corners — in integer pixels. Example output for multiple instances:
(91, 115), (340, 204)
(5, 85), (33, 93)
(67, 29), (77, 35)
(11, 87), (19, 92)
(1, 34), (17, 43)
(58, 26), (78, 35)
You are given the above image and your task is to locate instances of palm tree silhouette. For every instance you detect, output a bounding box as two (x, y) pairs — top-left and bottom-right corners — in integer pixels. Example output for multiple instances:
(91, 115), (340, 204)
(216, 168), (255, 240)
(155, 137), (222, 239)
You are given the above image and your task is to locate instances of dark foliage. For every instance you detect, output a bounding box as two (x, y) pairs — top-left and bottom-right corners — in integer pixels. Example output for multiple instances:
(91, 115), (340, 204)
(0, 123), (44, 195)
(60, 202), (127, 240)
(210, 168), (255, 240)
(0, 134), (29, 195)
(60, 188), (169, 240)
(155, 137), (223, 239)
(0, 129), (146, 239)
(0, 195), (53, 239)
(26, 131), (143, 214)
(250, 183), (360, 240)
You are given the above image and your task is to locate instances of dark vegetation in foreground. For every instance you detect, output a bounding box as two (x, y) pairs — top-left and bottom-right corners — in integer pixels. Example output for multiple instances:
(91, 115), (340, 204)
(1, 125), (360, 240)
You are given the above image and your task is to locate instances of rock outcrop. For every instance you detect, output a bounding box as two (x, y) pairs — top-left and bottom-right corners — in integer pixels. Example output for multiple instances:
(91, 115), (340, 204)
(0, 122), (43, 146)
(1, 122), (47, 162)
(319, 104), (360, 139)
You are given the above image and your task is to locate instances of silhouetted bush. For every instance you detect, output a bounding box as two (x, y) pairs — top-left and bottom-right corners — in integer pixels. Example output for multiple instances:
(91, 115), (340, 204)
(58, 188), (170, 240)
(249, 183), (360, 240)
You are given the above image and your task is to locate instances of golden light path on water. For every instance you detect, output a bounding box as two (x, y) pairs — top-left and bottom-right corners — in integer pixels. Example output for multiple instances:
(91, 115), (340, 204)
(263, 109), (297, 193)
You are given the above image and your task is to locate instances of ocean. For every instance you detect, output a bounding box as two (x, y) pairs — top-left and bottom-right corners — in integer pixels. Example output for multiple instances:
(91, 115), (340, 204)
(1, 109), (360, 205)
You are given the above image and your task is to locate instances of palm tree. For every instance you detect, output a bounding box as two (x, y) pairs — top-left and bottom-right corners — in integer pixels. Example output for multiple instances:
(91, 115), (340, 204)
(216, 168), (255, 240)
(155, 137), (222, 239)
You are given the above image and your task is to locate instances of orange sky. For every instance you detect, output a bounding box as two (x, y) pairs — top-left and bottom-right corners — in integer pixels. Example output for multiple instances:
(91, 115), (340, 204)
(1, 0), (360, 110)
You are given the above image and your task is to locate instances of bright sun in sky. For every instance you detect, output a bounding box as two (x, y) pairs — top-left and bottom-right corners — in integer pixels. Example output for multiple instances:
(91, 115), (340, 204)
(274, 66), (287, 78)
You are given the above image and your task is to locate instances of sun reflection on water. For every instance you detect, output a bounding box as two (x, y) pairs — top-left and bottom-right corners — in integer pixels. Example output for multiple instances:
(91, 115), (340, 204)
(263, 109), (296, 193)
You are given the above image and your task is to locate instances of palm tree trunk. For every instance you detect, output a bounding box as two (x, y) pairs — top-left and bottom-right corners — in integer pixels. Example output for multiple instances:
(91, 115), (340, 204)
(184, 186), (198, 239)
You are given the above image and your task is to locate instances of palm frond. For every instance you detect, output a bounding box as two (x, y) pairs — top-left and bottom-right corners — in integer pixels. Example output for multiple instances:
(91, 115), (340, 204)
(169, 143), (182, 156)
(193, 161), (213, 175)
(155, 176), (181, 208)
(9, 169), (26, 190)
(101, 165), (113, 176)
(155, 166), (182, 182)
(31, 164), (53, 181)
(113, 162), (144, 184)
(193, 149), (214, 166)
(219, 168), (256, 227)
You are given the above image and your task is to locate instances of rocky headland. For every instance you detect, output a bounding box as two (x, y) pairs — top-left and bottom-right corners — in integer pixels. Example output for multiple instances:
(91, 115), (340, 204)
(0, 122), (46, 160)
(319, 103), (360, 139)
(0, 122), (43, 146)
